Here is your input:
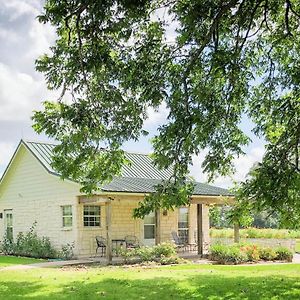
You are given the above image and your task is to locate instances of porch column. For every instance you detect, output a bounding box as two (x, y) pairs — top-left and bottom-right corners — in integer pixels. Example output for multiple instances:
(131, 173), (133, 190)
(105, 200), (112, 263)
(197, 204), (203, 256)
(155, 209), (161, 245)
(234, 223), (240, 243)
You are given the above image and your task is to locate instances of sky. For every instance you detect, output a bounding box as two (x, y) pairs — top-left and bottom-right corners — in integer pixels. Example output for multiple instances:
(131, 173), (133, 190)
(0, 0), (266, 188)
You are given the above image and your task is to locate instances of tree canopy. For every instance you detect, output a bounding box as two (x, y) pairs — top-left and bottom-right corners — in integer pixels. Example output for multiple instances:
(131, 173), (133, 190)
(33, 0), (300, 224)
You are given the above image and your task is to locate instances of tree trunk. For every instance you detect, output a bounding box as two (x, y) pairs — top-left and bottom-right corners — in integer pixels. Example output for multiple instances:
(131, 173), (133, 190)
(234, 223), (240, 243)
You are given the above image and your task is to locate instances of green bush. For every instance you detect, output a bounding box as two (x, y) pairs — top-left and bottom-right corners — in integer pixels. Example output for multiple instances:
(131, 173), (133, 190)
(210, 243), (294, 264)
(118, 247), (136, 263)
(135, 247), (155, 262)
(159, 255), (185, 265)
(275, 246), (293, 262)
(59, 242), (75, 260)
(210, 244), (248, 264)
(152, 243), (177, 258)
(0, 223), (57, 259)
(259, 247), (277, 261)
(240, 244), (260, 262)
(119, 243), (180, 265)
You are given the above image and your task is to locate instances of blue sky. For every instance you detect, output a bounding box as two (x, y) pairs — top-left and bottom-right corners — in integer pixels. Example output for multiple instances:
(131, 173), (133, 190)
(0, 0), (265, 188)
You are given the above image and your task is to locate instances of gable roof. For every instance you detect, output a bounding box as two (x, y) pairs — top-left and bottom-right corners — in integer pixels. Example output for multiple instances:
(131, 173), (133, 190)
(1, 140), (233, 197)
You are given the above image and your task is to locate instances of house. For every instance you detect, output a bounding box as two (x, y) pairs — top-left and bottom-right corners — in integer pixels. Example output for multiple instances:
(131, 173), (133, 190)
(0, 140), (233, 258)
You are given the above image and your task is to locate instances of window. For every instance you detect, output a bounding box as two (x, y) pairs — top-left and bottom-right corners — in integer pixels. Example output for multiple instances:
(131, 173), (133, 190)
(62, 205), (72, 227)
(178, 207), (189, 243)
(144, 212), (155, 240)
(4, 210), (13, 242)
(83, 205), (101, 227)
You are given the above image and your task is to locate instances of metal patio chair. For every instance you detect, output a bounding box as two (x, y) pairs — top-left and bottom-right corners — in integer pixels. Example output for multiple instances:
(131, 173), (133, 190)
(124, 235), (140, 249)
(95, 236), (107, 257)
(171, 231), (188, 252)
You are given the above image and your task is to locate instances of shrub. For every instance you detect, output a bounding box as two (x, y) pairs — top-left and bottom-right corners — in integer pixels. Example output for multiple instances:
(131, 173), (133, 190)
(59, 242), (75, 260)
(135, 247), (154, 262)
(118, 247), (136, 264)
(0, 235), (15, 255)
(159, 255), (185, 265)
(259, 247), (277, 261)
(240, 244), (260, 262)
(0, 223), (58, 259)
(275, 246), (293, 262)
(118, 243), (180, 265)
(152, 243), (177, 258)
(210, 243), (294, 264)
(210, 243), (247, 264)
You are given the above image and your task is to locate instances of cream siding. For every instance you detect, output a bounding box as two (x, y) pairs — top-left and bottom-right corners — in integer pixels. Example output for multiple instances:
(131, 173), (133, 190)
(0, 144), (81, 256)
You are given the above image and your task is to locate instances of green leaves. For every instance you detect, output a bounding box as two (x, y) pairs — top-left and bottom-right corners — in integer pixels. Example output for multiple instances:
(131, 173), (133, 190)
(34, 0), (300, 220)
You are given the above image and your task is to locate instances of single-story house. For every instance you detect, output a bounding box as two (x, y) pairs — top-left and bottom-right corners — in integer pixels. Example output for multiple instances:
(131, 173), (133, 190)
(0, 140), (233, 258)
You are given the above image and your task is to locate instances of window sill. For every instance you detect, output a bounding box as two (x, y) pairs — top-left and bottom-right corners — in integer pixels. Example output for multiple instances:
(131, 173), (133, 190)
(61, 227), (73, 231)
(82, 227), (102, 231)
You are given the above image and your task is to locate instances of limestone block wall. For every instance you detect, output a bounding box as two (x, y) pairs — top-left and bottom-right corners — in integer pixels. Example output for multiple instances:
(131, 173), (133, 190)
(76, 196), (143, 257)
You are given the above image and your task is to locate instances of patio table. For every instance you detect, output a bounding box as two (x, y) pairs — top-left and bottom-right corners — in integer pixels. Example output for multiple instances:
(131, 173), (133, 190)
(112, 239), (126, 249)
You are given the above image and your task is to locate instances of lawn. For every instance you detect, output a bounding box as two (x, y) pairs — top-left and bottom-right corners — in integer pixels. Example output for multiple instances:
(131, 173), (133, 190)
(0, 263), (300, 299)
(0, 255), (44, 267)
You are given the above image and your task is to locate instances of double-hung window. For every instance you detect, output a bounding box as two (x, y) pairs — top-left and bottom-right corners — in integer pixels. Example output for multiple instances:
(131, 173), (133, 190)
(4, 210), (13, 241)
(62, 205), (73, 227)
(83, 205), (101, 227)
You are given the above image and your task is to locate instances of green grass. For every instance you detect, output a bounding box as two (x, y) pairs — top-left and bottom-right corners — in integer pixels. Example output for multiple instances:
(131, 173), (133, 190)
(0, 263), (300, 299)
(0, 255), (44, 267)
(210, 228), (300, 239)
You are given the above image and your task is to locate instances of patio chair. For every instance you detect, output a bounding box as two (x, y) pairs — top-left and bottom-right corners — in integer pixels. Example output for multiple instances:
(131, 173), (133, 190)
(171, 231), (188, 252)
(124, 235), (140, 249)
(95, 236), (107, 257)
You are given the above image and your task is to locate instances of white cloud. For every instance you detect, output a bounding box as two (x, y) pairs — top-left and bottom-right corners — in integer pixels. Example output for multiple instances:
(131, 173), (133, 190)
(26, 16), (56, 61)
(0, 63), (57, 121)
(0, 28), (19, 42)
(144, 102), (169, 129)
(190, 146), (265, 188)
(2, 0), (39, 21)
(0, 142), (15, 176)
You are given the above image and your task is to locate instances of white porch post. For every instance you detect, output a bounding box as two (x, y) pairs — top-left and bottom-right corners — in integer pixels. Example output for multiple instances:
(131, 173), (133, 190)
(197, 204), (203, 256)
(105, 200), (112, 263)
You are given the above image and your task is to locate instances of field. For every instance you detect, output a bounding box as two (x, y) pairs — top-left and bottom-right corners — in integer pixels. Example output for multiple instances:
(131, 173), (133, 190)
(210, 228), (300, 239)
(210, 228), (300, 253)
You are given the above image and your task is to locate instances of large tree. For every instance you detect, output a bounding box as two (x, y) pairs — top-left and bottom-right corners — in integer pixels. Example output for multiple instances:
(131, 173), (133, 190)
(33, 0), (300, 224)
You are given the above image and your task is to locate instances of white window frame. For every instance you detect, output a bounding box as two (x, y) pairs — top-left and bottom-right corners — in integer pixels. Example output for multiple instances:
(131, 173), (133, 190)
(144, 211), (156, 240)
(4, 209), (13, 241)
(83, 205), (101, 227)
(62, 205), (73, 228)
(178, 207), (189, 243)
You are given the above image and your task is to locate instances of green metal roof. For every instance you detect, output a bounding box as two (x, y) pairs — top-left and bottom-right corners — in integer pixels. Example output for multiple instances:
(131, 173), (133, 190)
(22, 140), (232, 196)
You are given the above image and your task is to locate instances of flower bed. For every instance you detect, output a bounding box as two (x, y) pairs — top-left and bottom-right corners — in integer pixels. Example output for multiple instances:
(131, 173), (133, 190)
(210, 243), (293, 264)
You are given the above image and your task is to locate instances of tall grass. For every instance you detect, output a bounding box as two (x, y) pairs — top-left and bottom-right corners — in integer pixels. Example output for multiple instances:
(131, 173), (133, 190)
(210, 228), (300, 239)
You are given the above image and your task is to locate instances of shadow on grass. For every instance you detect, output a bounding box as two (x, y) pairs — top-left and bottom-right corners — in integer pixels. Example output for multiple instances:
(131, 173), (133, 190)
(0, 272), (300, 300)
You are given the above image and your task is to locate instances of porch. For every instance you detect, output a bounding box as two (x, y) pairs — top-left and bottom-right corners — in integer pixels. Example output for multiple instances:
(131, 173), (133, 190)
(77, 193), (233, 261)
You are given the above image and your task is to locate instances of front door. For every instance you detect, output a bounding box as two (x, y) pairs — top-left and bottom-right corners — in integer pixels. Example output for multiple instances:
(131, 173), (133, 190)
(143, 212), (155, 246)
(4, 210), (13, 241)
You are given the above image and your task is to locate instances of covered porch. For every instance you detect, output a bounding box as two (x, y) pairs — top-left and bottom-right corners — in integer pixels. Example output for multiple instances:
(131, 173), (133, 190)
(77, 193), (233, 261)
